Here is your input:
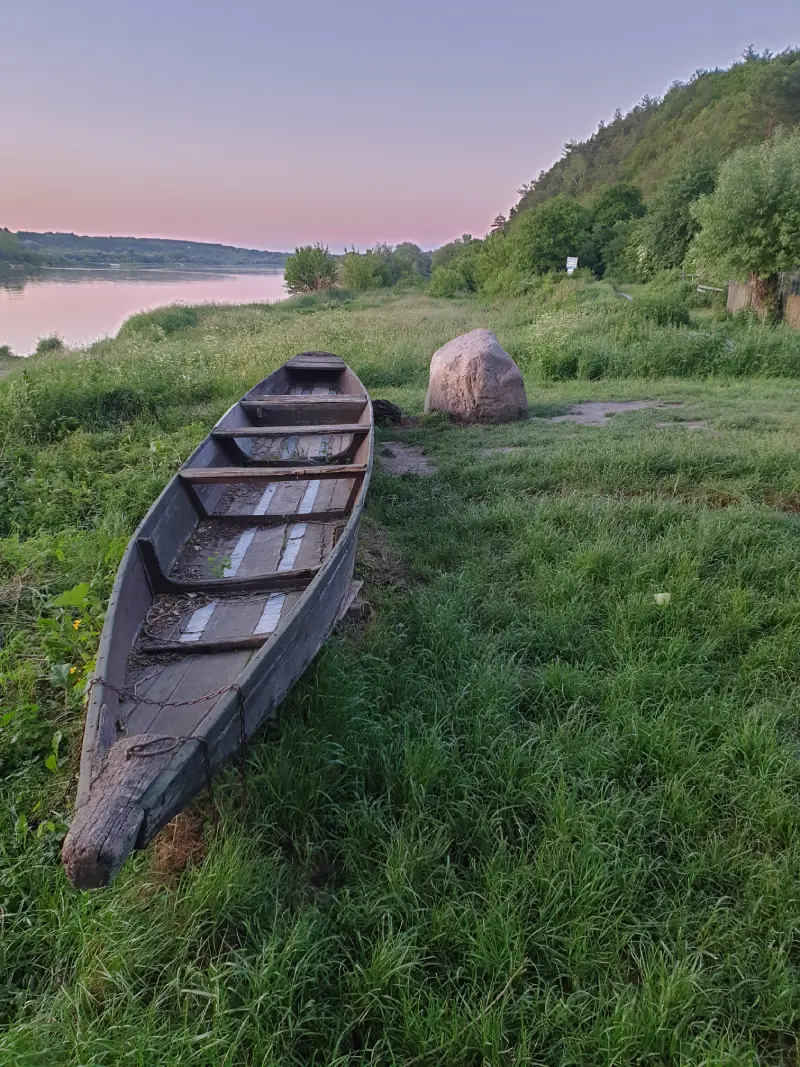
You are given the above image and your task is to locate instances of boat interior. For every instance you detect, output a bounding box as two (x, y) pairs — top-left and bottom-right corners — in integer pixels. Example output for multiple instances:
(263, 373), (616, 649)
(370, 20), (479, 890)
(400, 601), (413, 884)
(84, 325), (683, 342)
(101, 352), (372, 747)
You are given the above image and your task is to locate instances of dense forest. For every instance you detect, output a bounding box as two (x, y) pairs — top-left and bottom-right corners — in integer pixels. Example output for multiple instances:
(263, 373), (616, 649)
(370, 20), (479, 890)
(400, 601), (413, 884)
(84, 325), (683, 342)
(512, 46), (800, 213)
(9, 232), (286, 270)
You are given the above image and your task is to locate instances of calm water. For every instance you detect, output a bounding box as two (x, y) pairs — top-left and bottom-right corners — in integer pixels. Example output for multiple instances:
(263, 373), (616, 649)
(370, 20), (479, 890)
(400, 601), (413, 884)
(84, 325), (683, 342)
(0, 268), (287, 355)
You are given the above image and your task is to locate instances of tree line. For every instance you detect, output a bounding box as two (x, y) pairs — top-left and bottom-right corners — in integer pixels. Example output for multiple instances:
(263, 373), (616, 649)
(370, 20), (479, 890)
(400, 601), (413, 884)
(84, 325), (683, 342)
(284, 242), (432, 295)
(286, 47), (800, 322)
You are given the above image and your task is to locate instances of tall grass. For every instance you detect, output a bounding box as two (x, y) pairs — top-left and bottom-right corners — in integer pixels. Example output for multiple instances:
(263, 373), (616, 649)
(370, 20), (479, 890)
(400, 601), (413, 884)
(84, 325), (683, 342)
(2, 286), (800, 1064)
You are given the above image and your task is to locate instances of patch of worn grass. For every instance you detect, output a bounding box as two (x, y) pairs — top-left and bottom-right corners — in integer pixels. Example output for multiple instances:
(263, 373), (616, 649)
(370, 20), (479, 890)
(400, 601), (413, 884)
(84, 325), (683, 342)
(2, 287), (800, 1065)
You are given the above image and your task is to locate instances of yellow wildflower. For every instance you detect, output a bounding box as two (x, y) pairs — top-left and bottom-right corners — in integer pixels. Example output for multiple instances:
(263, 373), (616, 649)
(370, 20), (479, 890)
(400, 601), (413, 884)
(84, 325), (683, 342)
(73, 619), (82, 630)
(69, 667), (77, 675)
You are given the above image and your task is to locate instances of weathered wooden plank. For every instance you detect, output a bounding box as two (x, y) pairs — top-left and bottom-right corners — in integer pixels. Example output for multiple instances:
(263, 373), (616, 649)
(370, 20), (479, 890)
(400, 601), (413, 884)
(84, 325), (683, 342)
(140, 634), (268, 655)
(62, 736), (169, 888)
(125, 659), (197, 735)
(287, 354), (344, 365)
(240, 397), (367, 424)
(213, 424), (367, 438)
(140, 651), (251, 739)
(286, 361), (346, 371)
(137, 538), (318, 595)
(234, 525), (287, 579)
(212, 439), (358, 468)
(203, 596), (269, 641)
(206, 508), (348, 526)
(179, 464), (366, 485)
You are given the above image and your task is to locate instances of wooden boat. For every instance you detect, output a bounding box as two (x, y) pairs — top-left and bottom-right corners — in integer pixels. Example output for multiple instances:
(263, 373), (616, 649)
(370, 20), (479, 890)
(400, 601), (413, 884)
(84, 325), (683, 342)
(63, 352), (373, 888)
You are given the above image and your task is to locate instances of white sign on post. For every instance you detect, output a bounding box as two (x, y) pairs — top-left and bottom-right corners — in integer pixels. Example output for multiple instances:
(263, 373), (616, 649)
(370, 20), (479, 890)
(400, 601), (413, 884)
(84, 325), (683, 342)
(566, 257), (579, 275)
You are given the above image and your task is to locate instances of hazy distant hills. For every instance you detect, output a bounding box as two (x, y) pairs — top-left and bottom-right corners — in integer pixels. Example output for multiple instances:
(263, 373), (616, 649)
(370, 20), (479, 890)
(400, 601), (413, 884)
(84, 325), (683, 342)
(16, 232), (287, 270)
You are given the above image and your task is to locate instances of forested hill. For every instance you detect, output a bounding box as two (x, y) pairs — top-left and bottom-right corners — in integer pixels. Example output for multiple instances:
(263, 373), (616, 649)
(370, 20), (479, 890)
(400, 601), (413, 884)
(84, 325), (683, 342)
(14, 232), (287, 270)
(512, 47), (800, 216)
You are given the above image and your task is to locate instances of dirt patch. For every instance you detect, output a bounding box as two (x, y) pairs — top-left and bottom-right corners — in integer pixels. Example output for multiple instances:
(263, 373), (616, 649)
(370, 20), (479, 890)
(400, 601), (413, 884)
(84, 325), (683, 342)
(150, 810), (206, 880)
(378, 442), (436, 476)
(550, 401), (680, 426)
(656, 420), (708, 430)
(357, 518), (415, 592)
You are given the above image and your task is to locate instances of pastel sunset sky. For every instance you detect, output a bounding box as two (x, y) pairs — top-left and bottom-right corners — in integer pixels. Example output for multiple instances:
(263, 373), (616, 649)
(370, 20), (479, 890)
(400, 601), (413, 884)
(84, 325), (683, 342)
(4, 1), (799, 251)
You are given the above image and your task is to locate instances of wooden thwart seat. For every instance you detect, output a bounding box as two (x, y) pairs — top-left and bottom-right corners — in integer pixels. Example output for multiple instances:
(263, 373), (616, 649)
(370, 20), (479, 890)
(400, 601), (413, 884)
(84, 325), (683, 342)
(286, 353), (345, 365)
(179, 464), (367, 485)
(240, 396), (367, 424)
(212, 423), (369, 438)
(285, 360), (346, 371)
(137, 538), (318, 596)
(140, 634), (270, 655)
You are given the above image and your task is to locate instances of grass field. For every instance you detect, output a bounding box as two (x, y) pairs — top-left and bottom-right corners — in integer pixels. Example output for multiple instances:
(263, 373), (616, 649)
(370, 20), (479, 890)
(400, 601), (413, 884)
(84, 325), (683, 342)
(2, 284), (800, 1064)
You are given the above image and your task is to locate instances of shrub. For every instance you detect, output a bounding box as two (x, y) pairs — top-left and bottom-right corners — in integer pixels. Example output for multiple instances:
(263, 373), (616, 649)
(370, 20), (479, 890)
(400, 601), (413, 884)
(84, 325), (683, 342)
(119, 305), (198, 340)
(0, 344), (14, 360)
(35, 335), (64, 355)
(632, 297), (691, 327)
(341, 251), (383, 291)
(429, 264), (471, 298)
(284, 244), (338, 294)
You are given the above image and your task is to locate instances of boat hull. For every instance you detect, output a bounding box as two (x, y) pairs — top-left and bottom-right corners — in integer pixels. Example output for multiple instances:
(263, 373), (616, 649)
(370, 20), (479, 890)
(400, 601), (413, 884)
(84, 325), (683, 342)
(63, 353), (372, 888)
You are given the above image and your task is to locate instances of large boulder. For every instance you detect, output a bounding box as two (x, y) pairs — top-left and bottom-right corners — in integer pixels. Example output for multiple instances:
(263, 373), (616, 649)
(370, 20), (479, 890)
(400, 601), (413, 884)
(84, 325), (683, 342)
(424, 329), (527, 423)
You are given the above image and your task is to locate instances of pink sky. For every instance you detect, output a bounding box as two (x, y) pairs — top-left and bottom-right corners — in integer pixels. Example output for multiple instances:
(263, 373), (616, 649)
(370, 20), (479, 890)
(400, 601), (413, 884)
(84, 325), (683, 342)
(3, 1), (798, 251)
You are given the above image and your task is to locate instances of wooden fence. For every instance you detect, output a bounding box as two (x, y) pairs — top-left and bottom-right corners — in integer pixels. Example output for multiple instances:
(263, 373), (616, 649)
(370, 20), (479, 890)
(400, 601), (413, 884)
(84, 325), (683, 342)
(727, 282), (753, 314)
(726, 272), (800, 328)
(786, 294), (800, 330)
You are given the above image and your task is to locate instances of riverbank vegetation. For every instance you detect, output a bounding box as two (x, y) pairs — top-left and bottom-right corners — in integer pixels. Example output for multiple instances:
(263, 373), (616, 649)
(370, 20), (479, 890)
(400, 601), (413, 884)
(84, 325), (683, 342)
(0, 229), (41, 268)
(3, 231), (286, 270)
(3, 281), (800, 1062)
(283, 49), (800, 319)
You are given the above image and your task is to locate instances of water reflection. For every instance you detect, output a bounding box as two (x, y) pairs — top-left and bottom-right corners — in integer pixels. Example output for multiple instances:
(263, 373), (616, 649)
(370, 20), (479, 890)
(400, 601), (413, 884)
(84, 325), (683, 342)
(0, 268), (287, 355)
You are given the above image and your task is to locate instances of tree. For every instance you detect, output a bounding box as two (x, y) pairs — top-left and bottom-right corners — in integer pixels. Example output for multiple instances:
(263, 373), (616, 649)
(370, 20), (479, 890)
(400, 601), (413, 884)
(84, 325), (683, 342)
(634, 155), (718, 276)
(590, 183), (645, 275)
(591, 183), (645, 232)
(284, 244), (337, 294)
(341, 250), (382, 290)
(508, 196), (595, 275)
(392, 242), (431, 278)
(687, 129), (800, 316)
(491, 214), (507, 234)
(0, 229), (40, 266)
(430, 235), (478, 271)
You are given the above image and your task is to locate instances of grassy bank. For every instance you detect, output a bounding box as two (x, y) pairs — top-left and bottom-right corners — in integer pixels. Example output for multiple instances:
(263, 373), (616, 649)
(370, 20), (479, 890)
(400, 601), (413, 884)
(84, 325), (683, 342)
(2, 285), (800, 1064)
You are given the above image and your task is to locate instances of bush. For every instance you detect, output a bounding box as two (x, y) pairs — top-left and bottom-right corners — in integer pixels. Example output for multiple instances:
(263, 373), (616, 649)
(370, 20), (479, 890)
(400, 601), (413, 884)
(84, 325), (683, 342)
(35, 335), (64, 355)
(341, 251), (383, 291)
(429, 264), (472, 298)
(632, 297), (691, 327)
(0, 344), (14, 360)
(284, 244), (337, 294)
(119, 305), (199, 340)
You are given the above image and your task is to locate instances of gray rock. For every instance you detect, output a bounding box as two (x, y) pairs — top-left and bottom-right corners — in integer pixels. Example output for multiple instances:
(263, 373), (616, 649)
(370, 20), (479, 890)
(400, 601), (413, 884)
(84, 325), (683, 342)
(424, 329), (527, 423)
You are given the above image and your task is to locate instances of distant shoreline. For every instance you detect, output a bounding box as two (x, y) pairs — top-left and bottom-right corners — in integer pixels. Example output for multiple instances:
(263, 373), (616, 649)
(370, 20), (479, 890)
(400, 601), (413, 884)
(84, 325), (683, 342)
(35, 266), (286, 275)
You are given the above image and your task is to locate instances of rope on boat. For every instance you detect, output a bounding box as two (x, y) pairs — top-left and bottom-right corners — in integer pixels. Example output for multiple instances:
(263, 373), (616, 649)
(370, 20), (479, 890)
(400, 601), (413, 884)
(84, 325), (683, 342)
(86, 677), (249, 818)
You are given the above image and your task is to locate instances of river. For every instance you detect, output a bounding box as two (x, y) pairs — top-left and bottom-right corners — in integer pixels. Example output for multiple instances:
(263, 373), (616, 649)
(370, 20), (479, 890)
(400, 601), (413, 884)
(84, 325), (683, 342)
(0, 268), (288, 355)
